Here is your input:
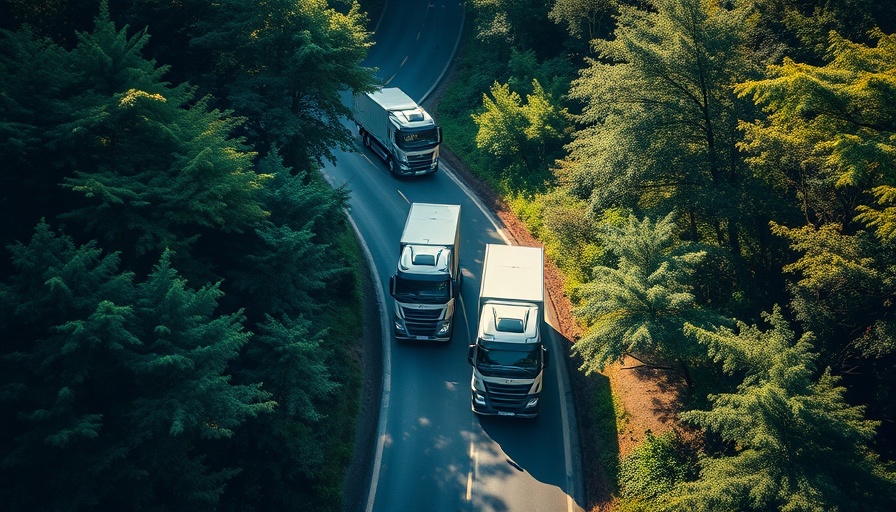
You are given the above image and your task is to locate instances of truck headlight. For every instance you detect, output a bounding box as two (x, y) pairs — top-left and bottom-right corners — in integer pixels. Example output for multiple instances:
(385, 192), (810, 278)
(437, 322), (450, 335)
(525, 398), (539, 409)
(472, 375), (485, 392)
(394, 320), (406, 332)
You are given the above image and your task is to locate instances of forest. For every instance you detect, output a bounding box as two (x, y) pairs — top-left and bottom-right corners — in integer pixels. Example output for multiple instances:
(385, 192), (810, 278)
(440, 0), (896, 509)
(0, 0), (376, 510)
(2, 0), (896, 510)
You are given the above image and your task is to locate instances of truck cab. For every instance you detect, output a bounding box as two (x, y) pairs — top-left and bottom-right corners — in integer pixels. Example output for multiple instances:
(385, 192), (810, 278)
(353, 88), (442, 176)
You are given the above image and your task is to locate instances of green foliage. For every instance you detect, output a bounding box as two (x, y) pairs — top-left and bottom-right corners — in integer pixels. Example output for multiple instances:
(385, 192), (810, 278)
(618, 430), (697, 505)
(548, 0), (618, 42)
(0, 8), (271, 259)
(1, 2), (372, 510)
(571, 212), (725, 374)
(677, 306), (896, 511)
(746, 0), (896, 65)
(472, 79), (570, 191)
(562, 0), (777, 255)
(471, 0), (563, 53)
(189, 0), (376, 169)
(737, 29), (896, 241)
(0, 223), (274, 511)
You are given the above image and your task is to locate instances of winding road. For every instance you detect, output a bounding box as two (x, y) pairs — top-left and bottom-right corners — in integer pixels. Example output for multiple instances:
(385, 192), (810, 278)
(323, 2), (585, 510)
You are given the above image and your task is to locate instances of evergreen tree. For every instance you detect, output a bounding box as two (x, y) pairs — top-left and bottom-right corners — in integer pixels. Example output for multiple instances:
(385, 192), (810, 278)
(220, 314), (338, 510)
(0, 223), (275, 511)
(571, 212), (724, 383)
(0, 5), (271, 261)
(58, 6), (269, 257)
(221, 151), (351, 322)
(0, 25), (79, 246)
(0, 222), (136, 510)
(676, 307), (896, 511)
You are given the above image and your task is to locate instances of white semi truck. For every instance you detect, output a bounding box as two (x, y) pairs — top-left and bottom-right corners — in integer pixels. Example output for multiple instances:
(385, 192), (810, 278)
(389, 203), (461, 342)
(353, 88), (441, 176)
(468, 244), (548, 418)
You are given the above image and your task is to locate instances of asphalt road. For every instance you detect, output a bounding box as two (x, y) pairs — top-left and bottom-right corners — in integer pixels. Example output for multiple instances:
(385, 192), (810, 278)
(323, 1), (585, 510)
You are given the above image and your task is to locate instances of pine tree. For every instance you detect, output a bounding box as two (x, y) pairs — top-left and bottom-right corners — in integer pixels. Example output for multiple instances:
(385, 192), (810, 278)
(0, 26), (79, 245)
(56, 6), (270, 257)
(0, 223), (275, 511)
(0, 221), (136, 511)
(675, 307), (896, 511)
(571, 212), (724, 384)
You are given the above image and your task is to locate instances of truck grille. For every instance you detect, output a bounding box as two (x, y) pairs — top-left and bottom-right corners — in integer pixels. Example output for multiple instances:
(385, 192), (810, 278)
(401, 306), (441, 336)
(483, 382), (530, 409)
(407, 153), (434, 171)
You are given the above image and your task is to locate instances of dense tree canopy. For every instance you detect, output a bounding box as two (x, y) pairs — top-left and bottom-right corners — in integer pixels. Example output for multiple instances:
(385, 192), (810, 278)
(677, 307), (896, 511)
(571, 212), (725, 379)
(0, 1), (374, 510)
(0, 223), (275, 511)
(561, 0), (785, 259)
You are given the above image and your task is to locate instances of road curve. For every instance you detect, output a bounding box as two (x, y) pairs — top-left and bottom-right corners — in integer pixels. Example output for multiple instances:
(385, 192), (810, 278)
(325, 1), (585, 510)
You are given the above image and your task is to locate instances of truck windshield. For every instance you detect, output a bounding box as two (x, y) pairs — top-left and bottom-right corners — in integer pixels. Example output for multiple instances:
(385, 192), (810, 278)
(395, 128), (439, 150)
(476, 344), (541, 376)
(393, 275), (450, 303)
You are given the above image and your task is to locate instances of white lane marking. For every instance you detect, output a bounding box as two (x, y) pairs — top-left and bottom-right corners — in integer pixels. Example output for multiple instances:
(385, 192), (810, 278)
(397, 189), (410, 204)
(466, 440), (477, 501)
(372, 0), (389, 34)
(349, 212), (391, 512)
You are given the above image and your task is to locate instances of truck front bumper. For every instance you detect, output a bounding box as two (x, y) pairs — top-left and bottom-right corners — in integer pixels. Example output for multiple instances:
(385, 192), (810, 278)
(470, 390), (540, 418)
(393, 315), (451, 342)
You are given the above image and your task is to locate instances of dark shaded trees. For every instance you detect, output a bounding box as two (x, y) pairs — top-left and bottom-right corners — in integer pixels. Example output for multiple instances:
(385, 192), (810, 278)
(187, 0), (376, 169)
(0, 223), (274, 511)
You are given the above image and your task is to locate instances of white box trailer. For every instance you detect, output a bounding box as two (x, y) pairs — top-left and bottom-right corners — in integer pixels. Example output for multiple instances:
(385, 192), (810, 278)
(468, 244), (548, 418)
(353, 88), (441, 176)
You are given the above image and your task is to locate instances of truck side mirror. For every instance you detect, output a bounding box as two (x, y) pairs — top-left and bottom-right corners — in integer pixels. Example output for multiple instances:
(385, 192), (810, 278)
(543, 347), (550, 366)
(389, 275), (396, 297)
(467, 345), (476, 365)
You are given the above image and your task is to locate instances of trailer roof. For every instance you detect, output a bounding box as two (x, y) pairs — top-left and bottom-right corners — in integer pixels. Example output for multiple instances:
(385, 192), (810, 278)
(369, 87), (419, 111)
(400, 203), (461, 247)
(480, 244), (544, 304)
